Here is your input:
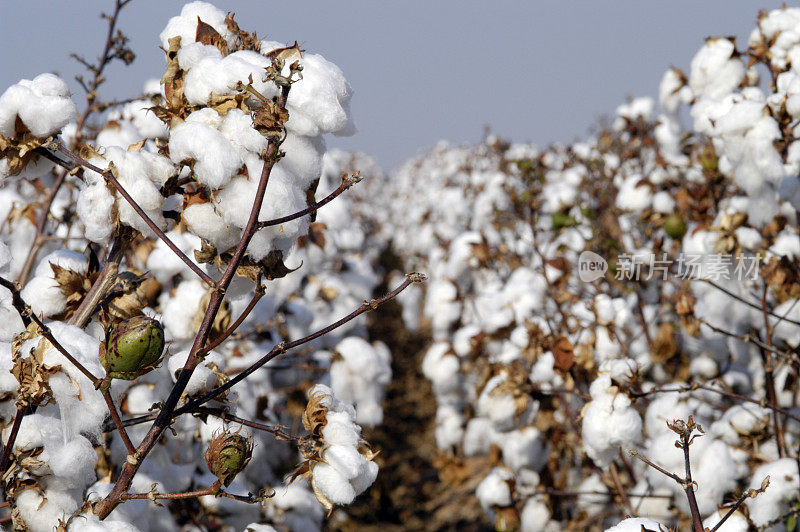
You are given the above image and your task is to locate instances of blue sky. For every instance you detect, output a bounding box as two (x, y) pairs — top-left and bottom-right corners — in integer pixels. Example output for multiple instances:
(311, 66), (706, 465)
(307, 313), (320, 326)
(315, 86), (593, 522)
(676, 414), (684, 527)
(1, 1), (789, 169)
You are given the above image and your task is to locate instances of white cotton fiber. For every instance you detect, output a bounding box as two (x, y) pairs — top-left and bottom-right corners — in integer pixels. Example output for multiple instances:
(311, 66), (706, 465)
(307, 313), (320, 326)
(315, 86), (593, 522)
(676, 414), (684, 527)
(0, 73), (77, 138)
(159, 1), (236, 51)
(169, 119), (242, 189)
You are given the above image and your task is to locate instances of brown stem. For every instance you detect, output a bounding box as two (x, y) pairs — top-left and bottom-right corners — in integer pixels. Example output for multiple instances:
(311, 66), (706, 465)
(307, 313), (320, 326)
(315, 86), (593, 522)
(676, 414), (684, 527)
(679, 432), (704, 532)
(708, 491), (752, 532)
(256, 178), (354, 229)
(50, 142), (216, 288)
(193, 406), (295, 441)
(102, 387), (136, 455)
(122, 480), (220, 501)
(0, 406), (25, 473)
(759, 285), (785, 457)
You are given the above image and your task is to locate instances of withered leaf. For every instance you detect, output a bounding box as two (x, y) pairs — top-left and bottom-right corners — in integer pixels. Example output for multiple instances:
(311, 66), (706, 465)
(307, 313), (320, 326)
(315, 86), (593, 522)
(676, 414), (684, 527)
(195, 17), (229, 55)
(551, 335), (574, 372)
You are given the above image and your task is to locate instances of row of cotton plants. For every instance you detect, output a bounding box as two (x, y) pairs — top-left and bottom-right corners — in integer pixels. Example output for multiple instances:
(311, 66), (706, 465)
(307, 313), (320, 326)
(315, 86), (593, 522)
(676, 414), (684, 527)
(0, 2), (399, 531)
(368, 7), (800, 531)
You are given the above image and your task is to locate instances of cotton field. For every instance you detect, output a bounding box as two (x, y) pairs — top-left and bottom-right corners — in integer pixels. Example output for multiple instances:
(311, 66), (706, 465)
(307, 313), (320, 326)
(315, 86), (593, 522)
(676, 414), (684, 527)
(1, 2), (800, 531)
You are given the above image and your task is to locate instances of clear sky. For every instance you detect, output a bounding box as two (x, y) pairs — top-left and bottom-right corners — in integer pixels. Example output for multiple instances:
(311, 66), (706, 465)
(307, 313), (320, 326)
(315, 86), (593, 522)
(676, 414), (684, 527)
(0, 1), (789, 170)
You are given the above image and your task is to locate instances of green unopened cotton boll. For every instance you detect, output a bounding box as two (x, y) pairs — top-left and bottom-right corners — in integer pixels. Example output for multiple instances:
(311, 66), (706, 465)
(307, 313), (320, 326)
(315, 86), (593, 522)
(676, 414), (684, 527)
(205, 432), (253, 486)
(663, 214), (687, 239)
(100, 316), (165, 380)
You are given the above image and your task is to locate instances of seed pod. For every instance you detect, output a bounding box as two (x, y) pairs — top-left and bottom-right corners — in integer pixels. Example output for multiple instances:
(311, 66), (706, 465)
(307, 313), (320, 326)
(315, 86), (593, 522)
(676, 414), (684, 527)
(100, 316), (165, 380)
(494, 507), (521, 532)
(205, 432), (253, 486)
(663, 214), (687, 239)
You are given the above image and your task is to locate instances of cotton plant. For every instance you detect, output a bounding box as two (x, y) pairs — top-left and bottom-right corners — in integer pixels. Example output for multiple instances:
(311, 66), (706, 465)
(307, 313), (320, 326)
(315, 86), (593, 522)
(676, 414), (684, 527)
(0, 2), (424, 531)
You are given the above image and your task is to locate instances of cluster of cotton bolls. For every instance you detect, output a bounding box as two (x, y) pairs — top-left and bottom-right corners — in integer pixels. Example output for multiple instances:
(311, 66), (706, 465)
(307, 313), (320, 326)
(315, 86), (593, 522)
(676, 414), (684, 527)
(0, 1), (397, 530)
(356, 6), (800, 530)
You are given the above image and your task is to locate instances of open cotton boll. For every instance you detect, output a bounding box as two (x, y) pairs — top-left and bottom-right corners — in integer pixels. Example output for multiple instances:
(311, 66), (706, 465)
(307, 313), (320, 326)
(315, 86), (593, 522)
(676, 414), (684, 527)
(169, 118), (242, 189)
(421, 342), (461, 397)
(181, 47), (276, 106)
(580, 375), (642, 467)
(520, 498), (551, 532)
(159, 1), (236, 50)
(605, 517), (667, 532)
(434, 403), (465, 450)
(616, 97), (654, 121)
(258, 44), (355, 137)
(16, 488), (80, 532)
(94, 120), (141, 149)
(497, 426), (547, 472)
(475, 467), (514, 512)
(658, 68), (691, 114)
(0, 73), (77, 138)
(689, 37), (745, 100)
(42, 436), (98, 490)
(615, 174), (652, 212)
(21, 249), (88, 317)
(220, 108), (269, 155)
(244, 525), (278, 532)
(77, 176), (116, 242)
(330, 337), (391, 426)
(477, 375), (529, 432)
(746, 458), (800, 526)
(96, 147), (175, 237)
(182, 201), (241, 253)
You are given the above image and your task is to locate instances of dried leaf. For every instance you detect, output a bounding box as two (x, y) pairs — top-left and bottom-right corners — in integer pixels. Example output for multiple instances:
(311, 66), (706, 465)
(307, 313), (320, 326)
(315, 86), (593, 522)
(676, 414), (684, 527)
(552, 336), (574, 372)
(195, 17), (229, 55)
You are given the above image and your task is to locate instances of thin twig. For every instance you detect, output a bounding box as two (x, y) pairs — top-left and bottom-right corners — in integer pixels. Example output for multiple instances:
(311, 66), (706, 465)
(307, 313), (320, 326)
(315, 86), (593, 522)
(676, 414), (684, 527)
(102, 389), (136, 455)
(0, 406), (25, 473)
(256, 177), (355, 229)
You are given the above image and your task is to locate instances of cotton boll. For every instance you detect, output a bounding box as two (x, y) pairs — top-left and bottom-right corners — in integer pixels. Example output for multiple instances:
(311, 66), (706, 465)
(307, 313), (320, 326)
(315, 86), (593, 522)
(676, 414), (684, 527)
(159, 1), (236, 50)
(746, 458), (800, 526)
(244, 525), (278, 532)
(434, 404), (465, 450)
(220, 108), (269, 156)
(169, 119), (242, 189)
(77, 180), (116, 242)
(476, 467), (514, 511)
(94, 120), (141, 149)
(615, 175), (652, 212)
(277, 52), (355, 137)
(463, 417), (497, 456)
(44, 436), (98, 490)
(421, 342), (461, 397)
(320, 411), (361, 447)
(312, 462), (357, 505)
(21, 250), (88, 318)
(0, 73), (77, 138)
(580, 375), (642, 467)
(520, 498), (551, 532)
(330, 337), (391, 426)
(497, 426), (547, 472)
(659, 68), (691, 114)
(16, 488), (79, 532)
(182, 49), (275, 106)
(182, 202), (241, 253)
(689, 37), (745, 100)
(605, 517), (667, 532)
